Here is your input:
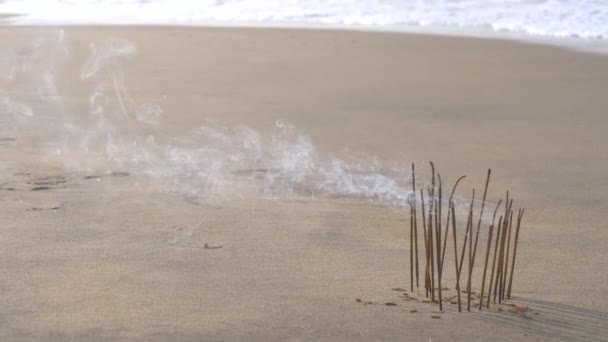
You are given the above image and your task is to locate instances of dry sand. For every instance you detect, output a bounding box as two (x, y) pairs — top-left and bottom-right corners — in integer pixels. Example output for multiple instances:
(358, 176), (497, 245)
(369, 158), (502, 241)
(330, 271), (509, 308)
(1, 26), (608, 341)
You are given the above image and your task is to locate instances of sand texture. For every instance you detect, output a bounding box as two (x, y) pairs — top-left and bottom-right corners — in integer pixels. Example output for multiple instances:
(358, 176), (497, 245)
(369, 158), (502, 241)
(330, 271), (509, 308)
(1, 26), (608, 341)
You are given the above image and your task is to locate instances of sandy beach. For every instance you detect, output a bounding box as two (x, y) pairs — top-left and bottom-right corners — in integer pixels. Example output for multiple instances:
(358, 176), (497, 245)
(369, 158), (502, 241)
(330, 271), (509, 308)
(1, 26), (608, 341)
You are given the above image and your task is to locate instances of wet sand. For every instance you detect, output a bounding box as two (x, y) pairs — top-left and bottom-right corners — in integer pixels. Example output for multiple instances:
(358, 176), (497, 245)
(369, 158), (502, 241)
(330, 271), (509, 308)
(1, 26), (608, 341)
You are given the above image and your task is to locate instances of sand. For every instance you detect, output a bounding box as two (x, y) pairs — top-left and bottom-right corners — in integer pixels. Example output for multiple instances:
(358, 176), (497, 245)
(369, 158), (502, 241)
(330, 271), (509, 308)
(1, 26), (608, 341)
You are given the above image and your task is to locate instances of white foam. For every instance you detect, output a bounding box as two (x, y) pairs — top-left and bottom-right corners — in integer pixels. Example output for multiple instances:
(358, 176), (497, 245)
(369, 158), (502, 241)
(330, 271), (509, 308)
(1, 1), (608, 48)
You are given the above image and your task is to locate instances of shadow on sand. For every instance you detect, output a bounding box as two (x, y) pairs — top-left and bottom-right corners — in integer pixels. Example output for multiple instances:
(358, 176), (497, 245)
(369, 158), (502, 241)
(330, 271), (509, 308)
(469, 297), (608, 341)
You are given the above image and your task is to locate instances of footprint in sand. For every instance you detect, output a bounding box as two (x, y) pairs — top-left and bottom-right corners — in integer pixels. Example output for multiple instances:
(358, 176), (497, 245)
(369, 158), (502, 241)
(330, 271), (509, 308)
(83, 171), (130, 180)
(27, 174), (67, 191)
(1, 200), (61, 212)
(168, 226), (194, 247)
(0, 170), (71, 191)
(26, 201), (61, 211)
(0, 137), (16, 144)
(167, 225), (224, 250)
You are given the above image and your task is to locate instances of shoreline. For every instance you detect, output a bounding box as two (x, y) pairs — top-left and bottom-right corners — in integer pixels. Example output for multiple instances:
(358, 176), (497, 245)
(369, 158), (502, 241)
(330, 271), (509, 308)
(1, 19), (608, 57)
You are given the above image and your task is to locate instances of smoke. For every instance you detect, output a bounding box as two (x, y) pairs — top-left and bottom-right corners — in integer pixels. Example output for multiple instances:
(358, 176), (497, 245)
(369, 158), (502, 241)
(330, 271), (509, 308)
(1, 30), (421, 206)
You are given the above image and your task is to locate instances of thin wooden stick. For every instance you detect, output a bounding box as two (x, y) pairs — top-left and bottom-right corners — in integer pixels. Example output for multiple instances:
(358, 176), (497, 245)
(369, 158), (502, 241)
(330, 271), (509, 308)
(466, 169), (491, 310)
(501, 209), (514, 300)
(410, 203), (414, 292)
(487, 215), (503, 308)
(440, 175), (466, 273)
(507, 209), (525, 298)
(411, 163), (419, 291)
(420, 189), (429, 297)
(428, 199), (435, 303)
(478, 225), (494, 310)
(473, 169), (492, 254)
(466, 190), (476, 311)
(494, 198), (510, 304)
(429, 162), (436, 303)
(503, 192), (510, 231)
(458, 190), (475, 282)
(493, 228), (504, 303)
(478, 200), (502, 310)
(457, 219), (470, 285)
(451, 204), (462, 312)
(498, 200), (513, 302)
(493, 194), (509, 303)
(436, 175), (443, 311)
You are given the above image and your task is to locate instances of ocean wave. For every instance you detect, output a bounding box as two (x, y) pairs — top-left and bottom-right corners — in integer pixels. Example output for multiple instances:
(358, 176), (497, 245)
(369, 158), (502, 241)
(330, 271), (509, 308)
(0, 0), (607, 40)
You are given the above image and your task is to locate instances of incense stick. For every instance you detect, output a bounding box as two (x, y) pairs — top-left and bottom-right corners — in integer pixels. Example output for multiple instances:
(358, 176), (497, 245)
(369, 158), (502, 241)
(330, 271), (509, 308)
(410, 203), (414, 292)
(478, 200), (502, 310)
(440, 175), (466, 274)
(487, 215), (503, 308)
(507, 209), (525, 299)
(428, 163), (436, 303)
(451, 204), (462, 312)
(411, 163), (420, 291)
(436, 174), (443, 311)
(420, 189), (430, 298)
(466, 190), (476, 311)
(501, 209), (514, 300)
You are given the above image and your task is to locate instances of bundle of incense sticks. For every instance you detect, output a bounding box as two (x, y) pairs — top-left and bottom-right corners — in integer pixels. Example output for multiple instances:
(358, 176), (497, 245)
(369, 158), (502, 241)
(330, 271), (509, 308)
(408, 163), (526, 312)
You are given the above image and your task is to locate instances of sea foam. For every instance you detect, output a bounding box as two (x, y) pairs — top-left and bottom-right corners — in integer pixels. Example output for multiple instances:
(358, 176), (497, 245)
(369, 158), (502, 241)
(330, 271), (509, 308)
(0, 0), (607, 43)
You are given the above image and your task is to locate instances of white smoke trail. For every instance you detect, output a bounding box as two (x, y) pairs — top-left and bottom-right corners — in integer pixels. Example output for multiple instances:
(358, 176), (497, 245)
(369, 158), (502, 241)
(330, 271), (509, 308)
(3, 30), (471, 209)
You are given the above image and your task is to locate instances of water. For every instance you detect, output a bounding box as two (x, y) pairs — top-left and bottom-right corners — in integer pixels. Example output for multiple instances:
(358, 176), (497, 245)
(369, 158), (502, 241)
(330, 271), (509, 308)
(1, 0), (607, 47)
